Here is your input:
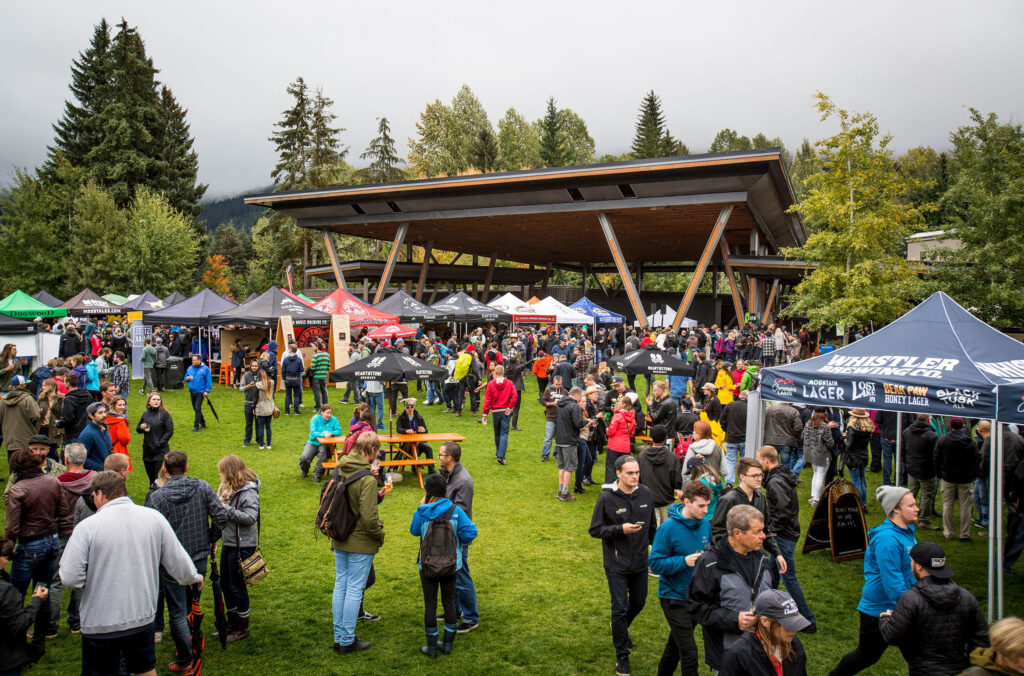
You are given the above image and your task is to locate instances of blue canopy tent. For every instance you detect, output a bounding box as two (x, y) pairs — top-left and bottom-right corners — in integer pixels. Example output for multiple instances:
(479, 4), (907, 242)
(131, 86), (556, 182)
(759, 291), (1024, 620)
(569, 297), (626, 324)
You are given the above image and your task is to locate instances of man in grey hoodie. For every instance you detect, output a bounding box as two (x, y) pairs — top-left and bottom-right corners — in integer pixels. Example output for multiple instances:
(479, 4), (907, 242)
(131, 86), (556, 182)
(146, 450), (226, 672)
(60, 471), (201, 676)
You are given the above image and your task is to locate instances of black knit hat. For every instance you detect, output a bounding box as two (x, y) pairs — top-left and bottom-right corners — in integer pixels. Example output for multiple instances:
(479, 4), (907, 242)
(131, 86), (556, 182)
(424, 473), (447, 498)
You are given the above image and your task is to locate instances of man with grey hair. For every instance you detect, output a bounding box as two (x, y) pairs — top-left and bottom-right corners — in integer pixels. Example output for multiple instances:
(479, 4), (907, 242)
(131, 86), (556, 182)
(688, 503), (778, 673)
(48, 442), (93, 636)
(60, 471), (201, 676)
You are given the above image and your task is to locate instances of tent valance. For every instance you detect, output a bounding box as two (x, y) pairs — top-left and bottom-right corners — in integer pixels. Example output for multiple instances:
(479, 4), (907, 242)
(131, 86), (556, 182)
(487, 292), (556, 323)
(430, 291), (511, 323)
(569, 297), (625, 324)
(61, 288), (127, 315)
(313, 288), (398, 328)
(530, 296), (591, 325)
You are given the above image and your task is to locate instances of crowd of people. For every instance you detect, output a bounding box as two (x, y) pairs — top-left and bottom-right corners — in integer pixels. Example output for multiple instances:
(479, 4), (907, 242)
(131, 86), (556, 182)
(3, 315), (1024, 676)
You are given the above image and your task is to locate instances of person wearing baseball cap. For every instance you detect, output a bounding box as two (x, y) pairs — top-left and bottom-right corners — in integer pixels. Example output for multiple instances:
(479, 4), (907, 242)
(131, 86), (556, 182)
(719, 589), (809, 675)
(878, 542), (988, 675)
(0, 375), (41, 462)
(935, 416), (981, 542)
(830, 484), (919, 675)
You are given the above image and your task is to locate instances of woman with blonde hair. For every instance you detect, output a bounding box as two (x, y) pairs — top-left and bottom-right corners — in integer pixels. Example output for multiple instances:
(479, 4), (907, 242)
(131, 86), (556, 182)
(37, 377), (64, 459)
(844, 408), (874, 508)
(964, 615), (1024, 674)
(217, 454), (261, 643)
(254, 363), (276, 449)
(802, 407), (836, 506)
(720, 589), (809, 675)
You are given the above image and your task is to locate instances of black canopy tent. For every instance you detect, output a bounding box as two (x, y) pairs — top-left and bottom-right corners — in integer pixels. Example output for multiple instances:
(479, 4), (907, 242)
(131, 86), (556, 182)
(144, 289), (238, 326)
(0, 314), (40, 334)
(759, 291), (1024, 621)
(61, 288), (128, 315)
(32, 290), (64, 307)
(373, 290), (451, 323)
(164, 291), (187, 306)
(125, 291), (167, 313)
(209, 287), (331, 327)
(429, 291), (511, 323)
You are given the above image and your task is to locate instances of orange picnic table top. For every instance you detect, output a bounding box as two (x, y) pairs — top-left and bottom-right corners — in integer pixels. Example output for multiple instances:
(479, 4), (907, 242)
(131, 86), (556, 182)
(318, 432), (466, 489)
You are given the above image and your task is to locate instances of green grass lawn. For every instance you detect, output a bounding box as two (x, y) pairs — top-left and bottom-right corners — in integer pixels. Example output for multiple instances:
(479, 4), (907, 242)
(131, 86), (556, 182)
(3, 378), (1022, 675)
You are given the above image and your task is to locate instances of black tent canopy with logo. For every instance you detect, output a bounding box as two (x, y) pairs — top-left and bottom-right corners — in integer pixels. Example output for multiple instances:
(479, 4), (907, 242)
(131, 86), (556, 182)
(374, 290), (451, 323)
(61, 288), (128, 315)
(33, 290), (65, 307)
(209, 287), (331, 327)
(429, 291), (510, 323)
(144, 289), (238, 326)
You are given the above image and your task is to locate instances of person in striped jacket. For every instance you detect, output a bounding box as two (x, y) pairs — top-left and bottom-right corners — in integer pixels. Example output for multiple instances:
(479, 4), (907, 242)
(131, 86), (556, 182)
(308, 341), (332, 409)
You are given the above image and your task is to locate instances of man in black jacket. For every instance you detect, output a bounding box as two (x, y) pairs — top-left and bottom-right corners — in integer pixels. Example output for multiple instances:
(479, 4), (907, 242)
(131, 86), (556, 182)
(687, 504), (779, 672)
(878, 542), (988, 676)
(57, 373), (93, 444)
(589, 455), (655, 676)
(646, 382), (677, 450)
(555, 388), (587, 501)
(935, 417), (980, 542)
(693, 354), (715, 407)
(719, 391), (748, 484)
(758, 445), (815, 632)
(875, 410), (900, 484)
(636, 426), (681, 527)
(903, 414), (940, 530)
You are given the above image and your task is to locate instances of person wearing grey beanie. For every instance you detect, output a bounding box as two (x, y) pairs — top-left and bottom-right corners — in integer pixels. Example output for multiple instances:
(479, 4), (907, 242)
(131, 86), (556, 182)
(830, 485), (918, 675)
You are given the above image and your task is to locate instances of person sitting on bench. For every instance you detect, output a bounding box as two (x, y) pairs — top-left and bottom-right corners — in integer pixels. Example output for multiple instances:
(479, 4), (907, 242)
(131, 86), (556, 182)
(396, 397), (435, 474)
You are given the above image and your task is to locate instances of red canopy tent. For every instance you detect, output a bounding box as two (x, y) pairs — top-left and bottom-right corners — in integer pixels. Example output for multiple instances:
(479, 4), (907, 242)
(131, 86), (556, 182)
(312, 288), (398, 328)
(367, 323), (418, 339)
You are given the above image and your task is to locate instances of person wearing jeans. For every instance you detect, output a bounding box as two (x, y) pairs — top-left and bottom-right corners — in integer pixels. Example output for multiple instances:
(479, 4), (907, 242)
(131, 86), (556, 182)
(330, 433), (384, 653)
(540, 375), (567, 462)
(723, 442), (744, 486)
(364, 380), (385, 431)
(439, 442), (479, 632)
(481, 366), (517, 466)
(803, 408), (837, 505)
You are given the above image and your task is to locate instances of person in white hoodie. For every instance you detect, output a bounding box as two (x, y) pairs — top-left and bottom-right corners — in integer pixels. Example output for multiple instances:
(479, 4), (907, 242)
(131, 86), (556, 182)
(682, 420), (726, 480)
(60, 470), (200, 676)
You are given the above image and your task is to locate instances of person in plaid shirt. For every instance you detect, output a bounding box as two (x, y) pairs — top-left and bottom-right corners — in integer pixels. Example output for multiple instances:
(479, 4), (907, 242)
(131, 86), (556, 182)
(108, 351), (130, 397)
(760, 331), (776, 367)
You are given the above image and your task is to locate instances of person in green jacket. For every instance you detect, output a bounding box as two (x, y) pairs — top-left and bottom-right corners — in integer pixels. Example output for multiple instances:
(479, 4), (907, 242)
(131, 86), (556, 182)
(139, 338), (158, 395)
(739, 364), (758, 394)
(962, 616), (1024, 675)
(331, 431), (385, 655)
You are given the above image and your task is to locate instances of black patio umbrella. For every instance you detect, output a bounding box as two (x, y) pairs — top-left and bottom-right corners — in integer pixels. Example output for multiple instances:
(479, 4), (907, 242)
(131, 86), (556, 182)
(610, 346), (695, 390)
(328, 349), (447, 384)
(210, 549), (228, 649)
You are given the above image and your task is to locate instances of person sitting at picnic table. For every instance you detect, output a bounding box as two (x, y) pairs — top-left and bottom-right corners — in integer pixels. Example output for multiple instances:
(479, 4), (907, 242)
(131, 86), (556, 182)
(396, 398), (435, 474)
(298, 404), (344, 481)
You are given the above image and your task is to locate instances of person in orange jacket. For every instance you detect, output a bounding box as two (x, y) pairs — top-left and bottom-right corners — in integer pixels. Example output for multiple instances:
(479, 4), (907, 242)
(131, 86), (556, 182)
(106, 395), (132, 471)
(532, 351), (553, 402)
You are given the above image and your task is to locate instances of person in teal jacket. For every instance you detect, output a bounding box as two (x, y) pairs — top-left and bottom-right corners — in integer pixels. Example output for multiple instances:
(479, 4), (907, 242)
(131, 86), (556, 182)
(648, 481), (713, 676)
(830, 485), (918, 676)
(298, 404), (343, 480)
(84, 356), (100, 399)
(410, 474), (478, 658)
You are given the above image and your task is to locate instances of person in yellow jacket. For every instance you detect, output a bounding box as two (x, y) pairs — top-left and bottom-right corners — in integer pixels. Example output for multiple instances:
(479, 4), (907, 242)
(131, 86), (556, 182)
(714, 363), (734, 406)
(451, 350), (473, 417)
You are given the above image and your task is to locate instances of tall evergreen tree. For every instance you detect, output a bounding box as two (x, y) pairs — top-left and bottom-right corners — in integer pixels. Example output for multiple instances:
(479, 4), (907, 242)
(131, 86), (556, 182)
(538, 97), (567, 167)
(156, 86), (206, 227)
(308, 87), (347, 188)
(660, 130), (689, 157)
(789, 138), (817, 201)
(84, 20), (165, 209)
(269, 77), (313, 191)
(470, 127), (499, 173)
(46, 19), (113, 173)
(631, 90), (667, 159)
(361, 117), (405, 183)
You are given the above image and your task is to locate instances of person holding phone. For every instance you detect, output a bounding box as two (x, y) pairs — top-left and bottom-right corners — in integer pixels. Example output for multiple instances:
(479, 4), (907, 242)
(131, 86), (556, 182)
(589, 455), (655, 676)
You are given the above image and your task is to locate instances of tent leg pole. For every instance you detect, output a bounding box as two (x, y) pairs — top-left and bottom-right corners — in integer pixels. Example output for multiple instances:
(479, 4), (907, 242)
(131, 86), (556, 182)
(989, 419), (997, 623)
(996, 424), (1004, 620)
(895, 412), (902, 488)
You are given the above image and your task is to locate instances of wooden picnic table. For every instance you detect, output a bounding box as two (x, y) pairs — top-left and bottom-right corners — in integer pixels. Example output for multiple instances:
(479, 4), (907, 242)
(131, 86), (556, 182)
(318, 432), (466, 489)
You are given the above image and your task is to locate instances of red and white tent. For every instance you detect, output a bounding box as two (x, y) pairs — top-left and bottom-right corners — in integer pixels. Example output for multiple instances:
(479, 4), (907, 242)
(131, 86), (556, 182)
(312, 288), (398, 328)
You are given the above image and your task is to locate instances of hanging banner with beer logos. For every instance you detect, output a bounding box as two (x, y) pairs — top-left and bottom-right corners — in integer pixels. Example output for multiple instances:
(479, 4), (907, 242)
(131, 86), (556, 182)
(759, 292), (1024, 419)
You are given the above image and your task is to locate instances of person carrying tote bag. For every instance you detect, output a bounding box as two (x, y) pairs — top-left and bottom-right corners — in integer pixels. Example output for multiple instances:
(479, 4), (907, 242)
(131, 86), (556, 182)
(217, 454), (262, 643)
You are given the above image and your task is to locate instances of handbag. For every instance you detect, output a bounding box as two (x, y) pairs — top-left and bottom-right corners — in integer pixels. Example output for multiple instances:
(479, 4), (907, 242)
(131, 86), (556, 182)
(272, 406), (280, 419)
(237, 511), (268, 586)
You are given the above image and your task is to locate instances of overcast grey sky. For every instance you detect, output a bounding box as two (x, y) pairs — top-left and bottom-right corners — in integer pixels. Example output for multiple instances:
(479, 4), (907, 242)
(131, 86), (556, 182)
(2, 0), (1022, 198)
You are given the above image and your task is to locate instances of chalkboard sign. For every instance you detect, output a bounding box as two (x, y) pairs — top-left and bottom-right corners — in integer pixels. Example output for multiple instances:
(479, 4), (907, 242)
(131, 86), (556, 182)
(802, 479), (867, 563)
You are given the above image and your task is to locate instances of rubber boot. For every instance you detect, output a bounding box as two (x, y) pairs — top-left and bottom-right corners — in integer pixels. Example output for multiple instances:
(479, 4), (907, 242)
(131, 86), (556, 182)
(226, 614), (249, 643)
(215, 610), (238, 637)
(440, 624), (457, 655)
(421, 626), (438, 658)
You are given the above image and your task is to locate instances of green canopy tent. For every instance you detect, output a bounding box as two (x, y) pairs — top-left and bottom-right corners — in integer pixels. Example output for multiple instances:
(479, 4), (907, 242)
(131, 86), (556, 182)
(102, 293), (129, 305)
(0, 290), (68, 319)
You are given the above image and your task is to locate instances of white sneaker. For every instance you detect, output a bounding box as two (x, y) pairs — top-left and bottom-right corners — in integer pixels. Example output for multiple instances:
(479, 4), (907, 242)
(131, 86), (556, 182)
(265, 446), (271, 450)
(258, 445), (265, 450)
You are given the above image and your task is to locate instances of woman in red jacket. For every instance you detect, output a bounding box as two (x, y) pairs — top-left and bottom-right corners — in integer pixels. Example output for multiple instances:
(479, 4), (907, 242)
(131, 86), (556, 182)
(481, 365), (518, 465)
(604, 395), (636, 483)
(106, 395), (132, 471)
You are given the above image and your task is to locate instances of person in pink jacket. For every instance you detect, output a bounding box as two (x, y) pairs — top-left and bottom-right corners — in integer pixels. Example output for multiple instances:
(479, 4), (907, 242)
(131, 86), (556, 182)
(482, 365), (518, 465)
(604, 395), (636, 483)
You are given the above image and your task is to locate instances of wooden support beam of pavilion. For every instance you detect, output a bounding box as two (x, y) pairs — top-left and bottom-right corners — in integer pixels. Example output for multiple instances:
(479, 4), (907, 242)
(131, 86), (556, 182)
(321, 232), (347, 291)
(598, 213), (646, 329)
(719, 239), (747, 330)
(671, 205), (733, 330)
(764, 279), (781, 324)
(374, 223), (408, 305)
(480, 253), (497, 302)
(415, 241), (433, 301)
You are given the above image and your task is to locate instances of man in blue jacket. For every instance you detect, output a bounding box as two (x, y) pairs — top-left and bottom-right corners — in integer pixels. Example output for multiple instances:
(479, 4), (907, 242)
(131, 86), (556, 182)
(649, 480), (712, 676)
(79, 402), (111, 472)
(829, 484), (919, 676)
(184, 354), (211, 432)
(298, 404), (343, 481)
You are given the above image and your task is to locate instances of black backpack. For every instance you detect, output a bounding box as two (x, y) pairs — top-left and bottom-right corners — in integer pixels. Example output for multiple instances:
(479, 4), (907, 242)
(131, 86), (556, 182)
(419, 504), (458, 577)
(316, 468), (372, 541)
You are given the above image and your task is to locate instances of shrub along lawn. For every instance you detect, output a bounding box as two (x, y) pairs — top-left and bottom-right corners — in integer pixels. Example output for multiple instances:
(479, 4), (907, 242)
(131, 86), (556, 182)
(2, 379), (1021, 675)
